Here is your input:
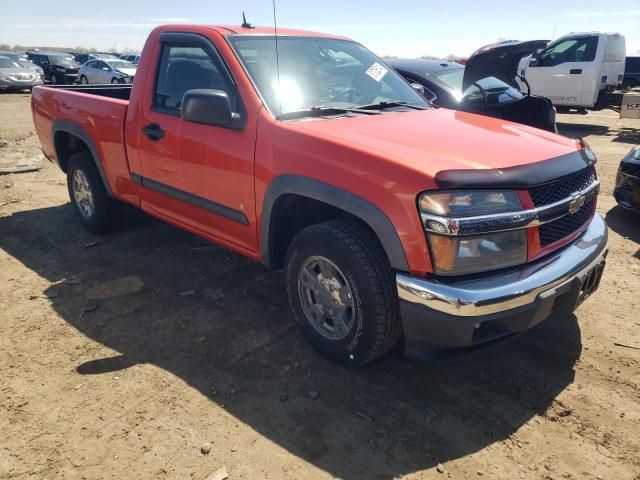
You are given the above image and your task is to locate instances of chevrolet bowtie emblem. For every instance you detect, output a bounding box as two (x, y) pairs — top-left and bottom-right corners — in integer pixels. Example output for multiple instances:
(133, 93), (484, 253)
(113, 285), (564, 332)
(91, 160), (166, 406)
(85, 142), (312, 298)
(568, 192), (586, 214)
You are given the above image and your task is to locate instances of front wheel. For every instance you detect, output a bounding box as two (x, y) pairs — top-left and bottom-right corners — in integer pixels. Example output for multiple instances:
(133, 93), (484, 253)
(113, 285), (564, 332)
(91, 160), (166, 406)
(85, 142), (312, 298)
(80, 75), (89, 84)
(285, 220), (402, 365)
(67, 152), (123, 233)
(111, 77), (120, 84)
(50, 74), (59, 85)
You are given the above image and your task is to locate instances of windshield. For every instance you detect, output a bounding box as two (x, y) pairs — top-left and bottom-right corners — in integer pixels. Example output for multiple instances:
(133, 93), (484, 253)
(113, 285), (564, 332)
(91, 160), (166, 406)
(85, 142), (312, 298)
(229, 36), (429, 117)
(0, 57), (21, 68)
(107, 60), (135, 69)
(52, 56), (77, 67)
(432, 68), (523, 105)
(18, 60), (36, 69)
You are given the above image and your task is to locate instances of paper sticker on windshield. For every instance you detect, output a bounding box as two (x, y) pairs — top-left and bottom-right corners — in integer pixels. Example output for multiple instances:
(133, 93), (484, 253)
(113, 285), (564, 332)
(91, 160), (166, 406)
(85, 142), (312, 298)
(366, 62), (388, 82)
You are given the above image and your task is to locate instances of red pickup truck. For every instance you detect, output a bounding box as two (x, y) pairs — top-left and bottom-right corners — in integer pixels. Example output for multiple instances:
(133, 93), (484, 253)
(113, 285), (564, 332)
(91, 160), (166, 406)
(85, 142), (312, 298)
(32, 24), (608, 364)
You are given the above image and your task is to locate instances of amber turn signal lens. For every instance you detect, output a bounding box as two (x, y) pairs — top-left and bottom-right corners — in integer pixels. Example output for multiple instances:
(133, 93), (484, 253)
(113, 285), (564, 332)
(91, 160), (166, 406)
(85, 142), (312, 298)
(428, 230), (527, 276)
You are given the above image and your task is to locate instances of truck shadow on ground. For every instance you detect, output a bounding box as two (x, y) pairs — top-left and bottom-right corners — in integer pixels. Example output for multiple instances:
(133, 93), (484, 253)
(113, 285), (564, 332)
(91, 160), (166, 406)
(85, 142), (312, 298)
(606, 206), (640, 244)
(0, 204), (583, 480)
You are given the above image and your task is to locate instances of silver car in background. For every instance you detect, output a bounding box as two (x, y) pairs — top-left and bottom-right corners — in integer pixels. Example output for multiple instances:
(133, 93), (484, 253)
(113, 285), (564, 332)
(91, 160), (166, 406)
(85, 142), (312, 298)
(79, 58), (137, 84)
(119, 54), (141, 65)
(17, 60), (45, 80)
(0, 56), (44, 91)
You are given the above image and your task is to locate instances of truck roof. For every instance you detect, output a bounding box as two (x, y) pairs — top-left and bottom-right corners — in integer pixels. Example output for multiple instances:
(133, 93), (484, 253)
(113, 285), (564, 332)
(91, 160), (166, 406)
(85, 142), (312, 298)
(160, 24), (350, 40)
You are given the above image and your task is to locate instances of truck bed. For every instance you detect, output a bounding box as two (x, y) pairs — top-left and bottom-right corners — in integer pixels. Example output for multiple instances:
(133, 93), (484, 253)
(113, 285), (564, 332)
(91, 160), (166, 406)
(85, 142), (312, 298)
(42, 84), (132, 101)
(31, 84), (137, 206)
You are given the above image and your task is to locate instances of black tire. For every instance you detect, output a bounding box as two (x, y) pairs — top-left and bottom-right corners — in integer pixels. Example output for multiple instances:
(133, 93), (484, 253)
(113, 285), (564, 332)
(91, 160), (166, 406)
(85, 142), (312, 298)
(111, 77), (120, 85)
(285, 220), (401, 365)
(67, 151), (123, 233)
(50, 74), (58, 85)
(80, 75), (88, 84)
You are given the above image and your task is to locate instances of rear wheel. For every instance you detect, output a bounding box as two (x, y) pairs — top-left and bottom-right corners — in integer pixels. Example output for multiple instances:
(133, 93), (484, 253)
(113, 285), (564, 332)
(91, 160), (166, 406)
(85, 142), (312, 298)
(285, 220), (402, 365)
(67, 151), (123, 233)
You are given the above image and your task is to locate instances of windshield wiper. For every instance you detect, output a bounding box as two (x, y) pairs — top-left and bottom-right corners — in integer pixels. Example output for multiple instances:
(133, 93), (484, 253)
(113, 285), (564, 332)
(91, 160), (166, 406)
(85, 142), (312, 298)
(354, 101), (428, 111)
(277, 105), (381, 121)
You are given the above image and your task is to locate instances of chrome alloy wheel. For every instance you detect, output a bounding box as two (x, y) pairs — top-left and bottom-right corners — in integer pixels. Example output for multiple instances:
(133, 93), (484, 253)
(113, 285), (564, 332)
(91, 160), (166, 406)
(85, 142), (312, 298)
(298, 256), (355, 340)
(72, 169), (95, 219)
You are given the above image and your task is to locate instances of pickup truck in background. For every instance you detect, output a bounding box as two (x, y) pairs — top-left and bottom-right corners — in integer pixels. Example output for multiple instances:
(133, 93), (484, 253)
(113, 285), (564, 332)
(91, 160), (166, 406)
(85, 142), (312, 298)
(31, 24), (608, 365)
(519, 32), (626, 108)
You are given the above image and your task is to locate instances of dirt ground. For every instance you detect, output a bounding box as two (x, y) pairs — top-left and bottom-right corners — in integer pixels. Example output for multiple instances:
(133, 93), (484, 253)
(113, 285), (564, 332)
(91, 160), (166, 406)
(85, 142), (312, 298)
(0, 92), (639, 480)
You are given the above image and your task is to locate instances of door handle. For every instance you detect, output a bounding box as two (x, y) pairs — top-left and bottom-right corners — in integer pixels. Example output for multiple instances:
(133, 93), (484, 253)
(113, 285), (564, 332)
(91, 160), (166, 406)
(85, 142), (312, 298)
(142, 123), (165, 141)
(570, 69), (582, 74)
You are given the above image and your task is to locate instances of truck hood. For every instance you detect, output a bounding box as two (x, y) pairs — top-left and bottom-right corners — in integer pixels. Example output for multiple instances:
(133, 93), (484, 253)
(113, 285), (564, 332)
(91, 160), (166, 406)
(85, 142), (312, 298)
(285, 108), (579, 177)
(463, 40), (548, 89)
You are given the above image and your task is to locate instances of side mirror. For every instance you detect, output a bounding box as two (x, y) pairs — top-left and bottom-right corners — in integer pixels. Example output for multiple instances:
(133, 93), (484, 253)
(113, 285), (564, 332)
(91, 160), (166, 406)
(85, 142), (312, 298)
(182, 89), (242, 128)
(529, 49), (543, 67)
(410, 82), (426, 96)
(102, 66), (111, 71)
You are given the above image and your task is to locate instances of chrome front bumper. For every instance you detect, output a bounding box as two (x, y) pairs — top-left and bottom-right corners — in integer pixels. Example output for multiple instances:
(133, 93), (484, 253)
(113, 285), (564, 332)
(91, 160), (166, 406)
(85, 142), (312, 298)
(397, 214), (608, 357)
(398, 213), (608, 317)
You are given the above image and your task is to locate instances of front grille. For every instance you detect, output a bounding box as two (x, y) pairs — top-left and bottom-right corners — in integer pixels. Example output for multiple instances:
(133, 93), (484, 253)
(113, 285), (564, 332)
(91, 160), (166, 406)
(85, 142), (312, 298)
(529, 168), (596, 207)
(620, 162), (640, 178)
(539, 199), (594, 246)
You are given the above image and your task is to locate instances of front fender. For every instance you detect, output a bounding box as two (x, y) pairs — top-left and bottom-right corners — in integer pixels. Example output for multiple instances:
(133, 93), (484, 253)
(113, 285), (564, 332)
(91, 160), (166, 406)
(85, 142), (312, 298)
(261, 174), (409, 272)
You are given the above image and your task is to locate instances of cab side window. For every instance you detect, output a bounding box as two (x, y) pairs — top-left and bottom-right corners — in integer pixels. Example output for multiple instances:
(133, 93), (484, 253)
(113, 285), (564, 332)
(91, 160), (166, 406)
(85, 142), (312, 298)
(153, 44), (232, 115)
(538, 37), (598, 66)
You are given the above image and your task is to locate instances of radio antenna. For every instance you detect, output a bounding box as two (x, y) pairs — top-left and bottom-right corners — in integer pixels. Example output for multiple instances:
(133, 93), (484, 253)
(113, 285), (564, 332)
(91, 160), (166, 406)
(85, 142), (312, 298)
(241, 12), (255, 29)
(272, 0), (281, 115)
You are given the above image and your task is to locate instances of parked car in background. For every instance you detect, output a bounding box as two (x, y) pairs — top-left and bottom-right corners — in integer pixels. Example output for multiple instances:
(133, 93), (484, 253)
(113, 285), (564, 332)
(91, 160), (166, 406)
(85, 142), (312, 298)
(0, 51), (29, 62)
(0, 52), (46, 79)
(623, 56), (640, 90)
(614, 146), (640, 212)
(518, 32), (626, 107)
(17, 60), (45, 80)
(27, 51), (79, 84)
(119, 54), (140, 65)
(74, 52), (119, 65)
(79, 58), (137, 84)
(390, 40), (556, 132)
(0, 55), (43, 91)
(31, 24), (608, 364)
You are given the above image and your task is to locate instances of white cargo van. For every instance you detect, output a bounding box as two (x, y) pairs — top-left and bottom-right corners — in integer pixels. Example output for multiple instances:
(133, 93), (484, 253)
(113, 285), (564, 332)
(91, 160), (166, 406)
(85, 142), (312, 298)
(518, 32), (626, 107)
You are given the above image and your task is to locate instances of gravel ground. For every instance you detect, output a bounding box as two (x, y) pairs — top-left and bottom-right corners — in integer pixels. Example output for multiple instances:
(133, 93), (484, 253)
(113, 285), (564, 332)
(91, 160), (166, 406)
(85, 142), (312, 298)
(0, 91), (639, 480)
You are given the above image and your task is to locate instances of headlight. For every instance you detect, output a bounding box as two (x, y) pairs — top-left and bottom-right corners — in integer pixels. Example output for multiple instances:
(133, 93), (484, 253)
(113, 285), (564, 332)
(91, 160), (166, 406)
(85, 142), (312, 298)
(580, 138), (597, 162)
(428, 230), (527, 275)
(419, 190), (521, 217)
(419, 190), (527, 275)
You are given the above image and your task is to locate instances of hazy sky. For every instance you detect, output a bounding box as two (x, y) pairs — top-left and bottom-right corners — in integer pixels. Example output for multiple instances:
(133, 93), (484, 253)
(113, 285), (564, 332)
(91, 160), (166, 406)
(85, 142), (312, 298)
(1, 0), (639, 57)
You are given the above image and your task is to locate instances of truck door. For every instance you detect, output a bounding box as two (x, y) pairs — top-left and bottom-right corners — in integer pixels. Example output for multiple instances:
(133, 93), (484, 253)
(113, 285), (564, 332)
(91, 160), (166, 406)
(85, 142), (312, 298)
(129, 32), (258, 253)
(524, 35), (598, 107)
